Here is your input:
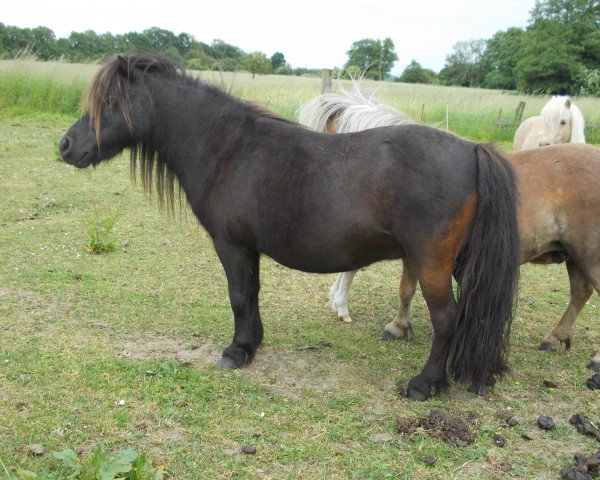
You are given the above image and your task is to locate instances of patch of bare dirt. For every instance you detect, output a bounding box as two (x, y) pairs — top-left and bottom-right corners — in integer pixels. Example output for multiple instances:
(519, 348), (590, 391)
(0, 287), (65, 324)
(119, 336), (221, 366)
(396, 409), (475, 447)
(245, 346), (340, 397)
(118, 336), (342, 398)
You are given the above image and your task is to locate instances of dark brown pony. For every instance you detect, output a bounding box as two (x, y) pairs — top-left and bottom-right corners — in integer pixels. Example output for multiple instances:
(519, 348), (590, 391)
(301, 87), (599, 372)
(59, 52), (521, 400)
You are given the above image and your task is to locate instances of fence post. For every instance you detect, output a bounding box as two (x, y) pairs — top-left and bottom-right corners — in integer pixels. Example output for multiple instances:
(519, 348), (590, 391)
(514, 101), (526, 124)
(321, 69), (333, 93)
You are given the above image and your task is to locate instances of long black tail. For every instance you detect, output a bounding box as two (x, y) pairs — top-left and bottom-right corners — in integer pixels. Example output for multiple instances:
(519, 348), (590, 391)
(449, 144), (520, 388)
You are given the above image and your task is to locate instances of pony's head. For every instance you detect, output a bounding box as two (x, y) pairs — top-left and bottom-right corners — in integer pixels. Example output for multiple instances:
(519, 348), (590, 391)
(540, 96), (586, 146)
(60, 52), (181, 168)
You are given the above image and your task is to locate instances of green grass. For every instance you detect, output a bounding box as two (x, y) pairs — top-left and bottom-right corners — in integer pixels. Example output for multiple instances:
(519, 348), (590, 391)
(0, 60), (95, 116)
(0, 69), (599, 478)
(2, 59), (600, 144)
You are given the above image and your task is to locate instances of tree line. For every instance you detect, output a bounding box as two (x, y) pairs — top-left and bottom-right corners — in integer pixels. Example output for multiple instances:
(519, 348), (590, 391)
(0, 24), (297, 76)
(1, 0), (599, 94)
(398, 0), (600, 95)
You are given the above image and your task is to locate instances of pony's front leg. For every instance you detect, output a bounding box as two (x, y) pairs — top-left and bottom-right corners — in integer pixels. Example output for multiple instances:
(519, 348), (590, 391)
(382, 260), (417, 341)
(214, 241), (263, 369)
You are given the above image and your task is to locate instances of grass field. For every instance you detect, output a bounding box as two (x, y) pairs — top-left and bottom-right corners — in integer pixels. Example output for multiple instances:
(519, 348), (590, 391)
(2, 58), (600, 144)
(0, 62), (599, 479)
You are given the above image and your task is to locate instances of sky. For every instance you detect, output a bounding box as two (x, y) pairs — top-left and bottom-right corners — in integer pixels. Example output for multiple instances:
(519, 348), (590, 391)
(3, 0), (534, 75)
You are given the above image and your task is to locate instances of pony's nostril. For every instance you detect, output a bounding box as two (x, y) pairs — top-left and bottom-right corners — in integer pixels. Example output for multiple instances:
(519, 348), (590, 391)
(59, 136), (71, 154)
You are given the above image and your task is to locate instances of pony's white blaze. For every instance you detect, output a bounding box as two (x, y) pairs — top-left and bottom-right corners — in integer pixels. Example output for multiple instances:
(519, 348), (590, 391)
(513, 96), (586, 150)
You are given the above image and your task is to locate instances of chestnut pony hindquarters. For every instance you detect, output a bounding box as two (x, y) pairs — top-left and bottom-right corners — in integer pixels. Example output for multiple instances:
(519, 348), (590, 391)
(59, 52), (520, 400)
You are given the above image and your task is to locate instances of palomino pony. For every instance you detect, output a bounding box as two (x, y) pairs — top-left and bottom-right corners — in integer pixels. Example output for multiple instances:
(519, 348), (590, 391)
(300, 87), (600, 372)
(59, 52), (521, 401)
(513, 96), (585, 150)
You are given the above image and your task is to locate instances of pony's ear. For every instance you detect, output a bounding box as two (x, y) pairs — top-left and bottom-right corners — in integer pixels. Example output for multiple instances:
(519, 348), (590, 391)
(565, 98), (572, 109)
(116, 55), (133, 81)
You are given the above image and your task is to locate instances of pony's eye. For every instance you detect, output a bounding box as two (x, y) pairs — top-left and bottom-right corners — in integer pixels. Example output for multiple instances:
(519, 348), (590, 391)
(560, 120), (567, 125)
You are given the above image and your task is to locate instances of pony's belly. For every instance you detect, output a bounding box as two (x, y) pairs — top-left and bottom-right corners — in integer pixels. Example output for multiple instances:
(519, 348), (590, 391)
(263, 238), (404, 274)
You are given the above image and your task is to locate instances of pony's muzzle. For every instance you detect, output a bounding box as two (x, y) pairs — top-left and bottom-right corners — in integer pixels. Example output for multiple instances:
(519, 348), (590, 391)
(59, 135), (72, 159)
(59, 135), (90, 168)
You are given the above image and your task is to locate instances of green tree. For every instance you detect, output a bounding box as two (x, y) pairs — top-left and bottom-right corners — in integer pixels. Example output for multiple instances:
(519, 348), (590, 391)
(514, 19), (583, 93)
(580, 66), (600, 95)
(66, 30), (104, 61)
(481, 28), (526, 90)
(176, 32), (195, 55)
(398, 59), (436, 84)
(345, 38), (398, 80)
(211, 39), (245, 71)
(271, 51), (286, 70)
(184, 43), (215, 70)
(163, 46), (185, 65)
(1, 25), (34, 57)
(439, 39), (486, 87)
(0, 23), (5, 53)
(118, 31), (152, 51)
(29, 27), (58, 59)
(243, 51), (272, 78)
(143, 27), (178, 52)
(530, 0), (600, 69)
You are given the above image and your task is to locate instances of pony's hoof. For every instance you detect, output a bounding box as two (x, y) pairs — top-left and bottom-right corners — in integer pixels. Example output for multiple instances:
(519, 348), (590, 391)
(381, 330), (397, 341)
(587, 360), (600, 372)
(406, 386), (431, 401)
(406, 378), (432, 401)
(538, 342), (556, 352)
(217, 356), (240, 369)
(340, 315), (352, 323)
(468, 382), (492, 396)
(381, 323), (413, 341)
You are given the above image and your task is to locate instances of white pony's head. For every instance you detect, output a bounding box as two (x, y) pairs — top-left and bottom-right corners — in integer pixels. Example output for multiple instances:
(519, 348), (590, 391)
(540, 96), (586, 145)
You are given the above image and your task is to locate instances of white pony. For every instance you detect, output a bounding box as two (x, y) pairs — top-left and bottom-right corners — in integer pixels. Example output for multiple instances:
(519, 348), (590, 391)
(299, 84), (412, 330)
(513, 96), (586, 150)
(299, 83), (412, 136)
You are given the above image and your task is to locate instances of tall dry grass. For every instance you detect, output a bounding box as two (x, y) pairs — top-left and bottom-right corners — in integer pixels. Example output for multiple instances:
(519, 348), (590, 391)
(2, 59), (599, 143)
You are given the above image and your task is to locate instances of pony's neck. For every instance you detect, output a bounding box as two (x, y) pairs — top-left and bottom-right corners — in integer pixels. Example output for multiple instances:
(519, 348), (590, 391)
(142, 76), (266, 223)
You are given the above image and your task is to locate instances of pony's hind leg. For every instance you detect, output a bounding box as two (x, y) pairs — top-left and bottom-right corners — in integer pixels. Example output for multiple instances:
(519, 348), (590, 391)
(575, 263), (600, 371)
(213, 242), (263, 369)
(382, 260), (417, 341)
(405, 258), (457, 401)
(540, 259), (593, 352)
(329, 271), (357, 323)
